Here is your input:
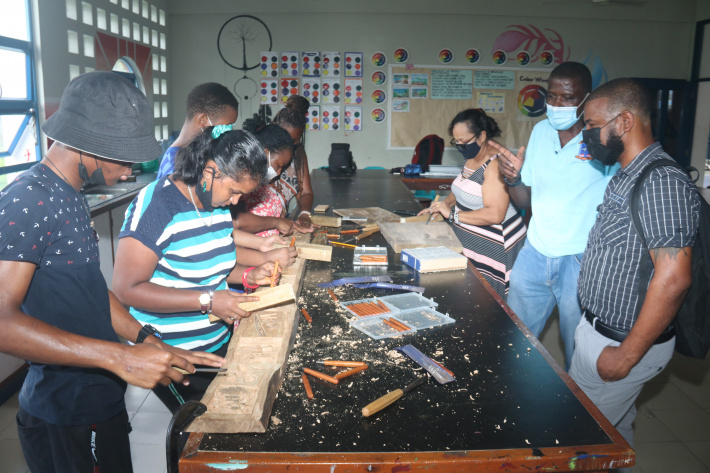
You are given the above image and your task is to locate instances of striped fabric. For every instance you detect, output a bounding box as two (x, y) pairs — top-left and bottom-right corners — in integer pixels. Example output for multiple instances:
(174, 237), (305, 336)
(451, 157), (527, 299)
(120, 177), (237, 352)
(579, 143), (701, 332)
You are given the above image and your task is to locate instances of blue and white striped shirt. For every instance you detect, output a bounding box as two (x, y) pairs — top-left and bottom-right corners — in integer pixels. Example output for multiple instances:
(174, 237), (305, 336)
(578, 143), (700, 332)
(120, 177), (236, 352)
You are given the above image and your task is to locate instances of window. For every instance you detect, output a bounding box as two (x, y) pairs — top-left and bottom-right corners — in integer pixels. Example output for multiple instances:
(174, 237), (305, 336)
(0, 0), (40, 187)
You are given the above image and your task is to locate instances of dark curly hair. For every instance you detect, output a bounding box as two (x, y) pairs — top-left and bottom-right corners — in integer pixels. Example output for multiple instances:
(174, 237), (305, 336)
(272, 95), (309, 129)
(242, 114), (294, 155)
(173, 128), (267, 187)
(185, 82), (239, 121)
(448, 108), (502, 140)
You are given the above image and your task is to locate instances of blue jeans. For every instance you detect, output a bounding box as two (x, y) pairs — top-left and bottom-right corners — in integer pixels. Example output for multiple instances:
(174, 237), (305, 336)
(507, 239), (584, 371)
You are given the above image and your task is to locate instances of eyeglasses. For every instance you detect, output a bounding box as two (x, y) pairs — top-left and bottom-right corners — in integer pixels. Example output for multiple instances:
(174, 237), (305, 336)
(450, 133), (480, 151)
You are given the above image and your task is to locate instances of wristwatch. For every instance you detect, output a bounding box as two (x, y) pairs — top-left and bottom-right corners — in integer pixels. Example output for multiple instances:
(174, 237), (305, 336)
(453, 210), (460, 224)
(199, 291), (211, 314)
(136, 324), (162, 344)
(448, 209), (455, 223)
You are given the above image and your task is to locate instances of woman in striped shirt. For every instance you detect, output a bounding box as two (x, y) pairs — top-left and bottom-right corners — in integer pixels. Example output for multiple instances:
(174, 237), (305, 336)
(112, 127), (277, 412)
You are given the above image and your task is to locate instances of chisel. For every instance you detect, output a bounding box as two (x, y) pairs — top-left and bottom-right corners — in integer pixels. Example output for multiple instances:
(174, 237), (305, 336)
(361, 376), (427, 417)
(174, 367), (228, 374)
(426, 195), (440, 225)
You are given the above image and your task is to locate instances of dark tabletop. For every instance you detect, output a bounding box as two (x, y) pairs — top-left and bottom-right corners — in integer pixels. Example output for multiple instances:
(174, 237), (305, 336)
(196, 170), (613, 455)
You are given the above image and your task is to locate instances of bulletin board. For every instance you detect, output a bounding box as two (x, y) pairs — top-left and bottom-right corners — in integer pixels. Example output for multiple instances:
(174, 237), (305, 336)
(387, 65), (551, 150)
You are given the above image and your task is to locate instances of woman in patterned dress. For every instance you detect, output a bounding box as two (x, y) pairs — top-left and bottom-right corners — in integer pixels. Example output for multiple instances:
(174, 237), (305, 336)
(419, 109), (527, 299)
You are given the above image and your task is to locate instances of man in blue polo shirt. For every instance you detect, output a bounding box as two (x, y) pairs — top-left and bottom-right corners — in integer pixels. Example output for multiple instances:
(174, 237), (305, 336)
(493, 62), (618, 370)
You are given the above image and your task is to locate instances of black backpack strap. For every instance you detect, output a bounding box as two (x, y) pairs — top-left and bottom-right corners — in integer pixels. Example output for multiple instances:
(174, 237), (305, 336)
(629, 157), (686, 316)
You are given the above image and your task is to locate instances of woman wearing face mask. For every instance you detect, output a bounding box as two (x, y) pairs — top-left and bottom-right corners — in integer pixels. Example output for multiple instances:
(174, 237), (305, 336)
(112, 127), (278, 413)
(419, 109), (527, 300)
(237, 116), (298, 237)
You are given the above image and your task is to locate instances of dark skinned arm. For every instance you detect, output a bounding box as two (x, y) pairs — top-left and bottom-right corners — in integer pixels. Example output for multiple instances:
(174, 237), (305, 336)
(0, 260), (193, 388)
(294, 151), (316, 233)
(596, 246), (692, 381)
(233, 210), (294, 235)
(489, 141), (532, 209)
(235, 245), (298, 268)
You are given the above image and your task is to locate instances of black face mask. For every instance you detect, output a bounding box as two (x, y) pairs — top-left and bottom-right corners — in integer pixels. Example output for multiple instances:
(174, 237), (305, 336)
(195, 168), (216, 212)
(457, 141), (481, 161)
(78, 153), (106, 189)
(582, 115), (625, 166)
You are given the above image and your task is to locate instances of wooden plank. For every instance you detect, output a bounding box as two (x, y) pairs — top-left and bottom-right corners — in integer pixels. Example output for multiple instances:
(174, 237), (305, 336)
(189, 256), (307, 434)
(333, 206), (401, 223)
(310, 214), (341, 227)
(313, 204), (329, 212)
(378, 221), (463, 254)
(208, 284), (296, 323)
(399, 213), (444, 223)
(274, 240), (333, 262)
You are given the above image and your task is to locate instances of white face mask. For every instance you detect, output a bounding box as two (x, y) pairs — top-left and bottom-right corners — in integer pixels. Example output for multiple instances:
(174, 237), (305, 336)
(546, 93), (589, 131)
(266, 151), (279, 181)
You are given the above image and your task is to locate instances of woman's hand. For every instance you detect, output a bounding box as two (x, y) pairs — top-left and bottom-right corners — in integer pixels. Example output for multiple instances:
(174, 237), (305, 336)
(294, 213), (318, 233)
(210, 290), (260, 324)
(266, 247), (298, 267)
(258, 234), (286, 252)
(275, 218), (294, 236)
(421, 201), (451, 219)
(247, 262), (279, 287)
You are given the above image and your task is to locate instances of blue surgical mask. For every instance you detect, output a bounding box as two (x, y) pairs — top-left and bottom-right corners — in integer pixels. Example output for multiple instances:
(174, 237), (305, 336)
(546, 93), (589, 131)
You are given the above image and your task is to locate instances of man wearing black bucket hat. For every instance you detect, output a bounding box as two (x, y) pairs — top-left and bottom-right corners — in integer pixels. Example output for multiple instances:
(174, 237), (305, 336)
(0, 71), (224, 472)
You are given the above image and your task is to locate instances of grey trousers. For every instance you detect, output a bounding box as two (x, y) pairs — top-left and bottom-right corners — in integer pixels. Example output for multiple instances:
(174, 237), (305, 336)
(569, 317), (674, 472)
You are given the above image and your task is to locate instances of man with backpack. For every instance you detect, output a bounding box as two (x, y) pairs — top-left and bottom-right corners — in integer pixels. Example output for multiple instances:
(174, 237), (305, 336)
(571, 78), (701, 464)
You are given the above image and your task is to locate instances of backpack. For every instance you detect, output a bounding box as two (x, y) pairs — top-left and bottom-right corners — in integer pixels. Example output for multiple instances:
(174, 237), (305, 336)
(411, 135), (444, 173)
(328, 143), (357, 175)
(630, 158), (710, 359)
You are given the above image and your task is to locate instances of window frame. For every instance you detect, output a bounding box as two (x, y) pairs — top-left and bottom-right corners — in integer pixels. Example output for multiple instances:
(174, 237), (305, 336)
(0, 0), (40, 176)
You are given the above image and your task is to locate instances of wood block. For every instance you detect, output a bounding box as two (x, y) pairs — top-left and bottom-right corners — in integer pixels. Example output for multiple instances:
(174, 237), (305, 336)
(313, 204), (329, 212)
(399, 213), (444, 223)
(295, 243), (332, 262)
(400, 246), (468, 272)
(208, 284), (296, 323)
(378, 222), (463, 254)
(310, 214), (341, 227)
(333, 206), (401, 223)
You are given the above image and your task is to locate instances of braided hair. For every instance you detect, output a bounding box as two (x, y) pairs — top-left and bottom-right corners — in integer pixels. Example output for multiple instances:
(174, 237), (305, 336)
(272, 95), (309, 183)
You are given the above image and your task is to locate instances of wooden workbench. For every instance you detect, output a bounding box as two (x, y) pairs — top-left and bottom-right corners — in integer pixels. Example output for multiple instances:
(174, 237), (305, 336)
(180, 169), (633, 472)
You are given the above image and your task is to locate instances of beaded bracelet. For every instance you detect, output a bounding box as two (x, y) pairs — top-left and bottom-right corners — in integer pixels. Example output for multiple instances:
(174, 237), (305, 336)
(242, 266), (259, 292)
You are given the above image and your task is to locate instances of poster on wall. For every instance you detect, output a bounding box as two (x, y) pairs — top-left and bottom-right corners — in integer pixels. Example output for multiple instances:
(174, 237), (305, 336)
(322, 78), (341, 104)
(473, 70), (515, 90)
(371, 70), (387, 86)
(260, 51), (279, 78)
(281, 51), (300, 77)
(344, 52), (363, 77)
(411, 86), (428, 99)
(411, 73), (428, 86)
(431, 69), (472, 99)
(306, 105), (320, 131)
(392, 99), (410, 112)
(371, 108), (386, 123)
(371, 89), (387, 104)
(302, 78), (321, 104)
(371, 51), (387, 67)
(260, 79), (279, 104)
(515, 71), (549, 122)
(322, 51), (341, 76)
(280, 78), (299, 104)
(343, 78), (363, 104)
(302, 51), (321, 77)
(344, 105), (362, 131)
(477, 92), (505, 113)
(322, 105), (341, 131)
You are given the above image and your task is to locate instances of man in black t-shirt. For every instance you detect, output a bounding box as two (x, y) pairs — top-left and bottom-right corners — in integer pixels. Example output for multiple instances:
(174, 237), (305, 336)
(0, 72), (225, 473)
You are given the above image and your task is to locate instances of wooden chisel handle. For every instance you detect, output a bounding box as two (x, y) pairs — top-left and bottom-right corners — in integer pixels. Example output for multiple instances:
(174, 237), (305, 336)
(362, 388), (404, 417)
(356, 228), (379, 241)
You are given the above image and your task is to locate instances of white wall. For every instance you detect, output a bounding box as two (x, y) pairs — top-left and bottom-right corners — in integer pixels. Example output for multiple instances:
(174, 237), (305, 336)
(168, 0), (699, 170)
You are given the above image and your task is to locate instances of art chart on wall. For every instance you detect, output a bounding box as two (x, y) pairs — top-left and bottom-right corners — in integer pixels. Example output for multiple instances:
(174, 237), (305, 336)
(281, 51), (300, 77)
(492, 50), (507, 65)
(344, 52), (363, 77)
(393, 48), (409, 63)
(438, 49), (454, 64)
(321, 106), (341, 131)
(393, 99), (410, 112)
(465, 49), (480, 64)
(371, 51), (387, 67)
(302, 78), (321, 104)
(321, 79), (341, 104)
(372, 70), (387, 86)
(371, 89), (386, 104)
(344, 106), (362, 131)
(478, 92), (505, 113)
(280, 78), (299, 104)
(343, 78), (363, 104)
(411, 86), (428, 99)
(260, 51), (280, 78)
(306, 105), (320, 131)
(322, 51), (341, 76)
(302, 51), (321, 77)
(260, 79), (279, 104)
(516, 51), (531, 67)
(371, 108), (386, 123)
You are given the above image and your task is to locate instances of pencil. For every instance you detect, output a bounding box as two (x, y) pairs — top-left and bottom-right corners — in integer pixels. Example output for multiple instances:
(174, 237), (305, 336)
(270, 260), (280, 288)
(382, 318), (402, 331)
(301, 373), (314, 399)
(303, 367), (339, 385)
(300, 307), (313, 323)
(388, 318), (411, 332)
(331, 241), (357, 248)
(290, 236), (296, 247)
(327, 289), (339, 302)
(334, 364), (368, 380)
(340, 229), (359, 235)
(319, 360), (368, 368)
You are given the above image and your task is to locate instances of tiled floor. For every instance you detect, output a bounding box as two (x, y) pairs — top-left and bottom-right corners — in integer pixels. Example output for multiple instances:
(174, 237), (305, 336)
(1, 316), (709, 473)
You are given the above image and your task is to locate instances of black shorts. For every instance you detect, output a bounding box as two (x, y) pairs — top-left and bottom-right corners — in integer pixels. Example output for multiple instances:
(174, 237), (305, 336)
(17, 407), (133, 473)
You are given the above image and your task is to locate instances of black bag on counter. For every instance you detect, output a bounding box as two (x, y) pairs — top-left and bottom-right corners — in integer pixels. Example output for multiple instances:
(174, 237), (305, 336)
(328, 143), (357, 175)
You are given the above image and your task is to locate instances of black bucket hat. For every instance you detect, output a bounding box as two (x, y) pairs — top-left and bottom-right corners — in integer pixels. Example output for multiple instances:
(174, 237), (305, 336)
(42, 71), (162, 163)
